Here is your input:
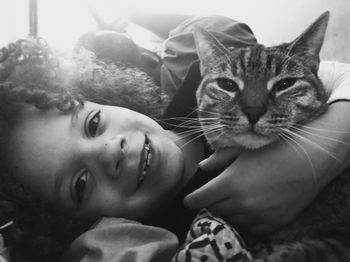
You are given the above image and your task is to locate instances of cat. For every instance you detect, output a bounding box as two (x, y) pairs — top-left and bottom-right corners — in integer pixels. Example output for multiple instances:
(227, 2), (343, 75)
(194, 13), (329, 151)
(193, 11), (350, 262)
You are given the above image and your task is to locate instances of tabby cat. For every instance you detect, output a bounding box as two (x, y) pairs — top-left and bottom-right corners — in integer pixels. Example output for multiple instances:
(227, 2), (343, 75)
(194, 11), (350, 262)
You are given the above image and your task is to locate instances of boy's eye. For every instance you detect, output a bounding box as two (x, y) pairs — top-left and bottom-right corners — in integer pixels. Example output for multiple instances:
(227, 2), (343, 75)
(88, 110), (101, 137)
(75, 172), (88, 204)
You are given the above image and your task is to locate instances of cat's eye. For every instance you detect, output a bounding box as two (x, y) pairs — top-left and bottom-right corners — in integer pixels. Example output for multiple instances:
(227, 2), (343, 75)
(272, 78), (297, 92)
(87, 110), (101, 137)
(216, 78), (239, 92)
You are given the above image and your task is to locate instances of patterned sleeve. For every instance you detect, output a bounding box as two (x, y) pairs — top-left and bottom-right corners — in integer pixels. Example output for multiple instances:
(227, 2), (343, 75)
(172, 209), (252, 262)
(318, 61), (350, 104)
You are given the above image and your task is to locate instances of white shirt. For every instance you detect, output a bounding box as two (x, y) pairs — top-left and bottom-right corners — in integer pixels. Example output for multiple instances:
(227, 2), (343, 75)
(319, 61), (350, 104)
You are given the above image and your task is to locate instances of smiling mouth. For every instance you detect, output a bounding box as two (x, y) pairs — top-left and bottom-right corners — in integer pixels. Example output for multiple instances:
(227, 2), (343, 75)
(137, 136), (152, 187)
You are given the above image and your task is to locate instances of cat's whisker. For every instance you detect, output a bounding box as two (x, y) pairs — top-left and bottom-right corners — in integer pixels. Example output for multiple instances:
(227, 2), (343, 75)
(199, 121), (224, 128)
(178, 121), (230, 144)
(200, 126), (226, 137)
(173, 124), (224, 143)
(155, 107), (200, 123)
(173, 129), (208, 140)
(172, 128), (207, 140)
(200, 126), (227, 138)
(209, 129), (226, 146)
(289, 125), (350, 146)
(156, 118), (199, 125)
(156, 116), (198, 121)
(179, 126), (224, 149)
(160, 122), (201, 130)
(294, 118), (338, 126)
(195, 108), (220, 116)
(279, 131), (318, 188)
(172, 130), (205, 144)
(279, 133), (302, 158)
(198, 117), (221, 121)
(201, 124), (226, 134)
(156, 118), (202, 130)
(176, 122), (222, 135)
(176, 121), (223, 134)
(157, 117), (221, 131)
(292, 123), (350, 134)
(192, 119), (221, 126)
(282, 128), (345, 167)
(185, 122), (224, 137)
(175, 120), (202, 129)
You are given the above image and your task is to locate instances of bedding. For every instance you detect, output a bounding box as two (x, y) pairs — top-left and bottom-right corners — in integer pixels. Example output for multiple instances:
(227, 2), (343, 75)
(60, 209), (252, 262)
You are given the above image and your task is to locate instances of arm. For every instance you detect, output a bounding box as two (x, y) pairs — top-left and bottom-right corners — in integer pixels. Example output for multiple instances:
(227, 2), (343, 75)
(128, 12), (194, 39)
(185, 61), (350, 233)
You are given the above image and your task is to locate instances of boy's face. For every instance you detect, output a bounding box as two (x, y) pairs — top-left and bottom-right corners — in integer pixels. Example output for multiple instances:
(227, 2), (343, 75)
(7, 102), (185, 220)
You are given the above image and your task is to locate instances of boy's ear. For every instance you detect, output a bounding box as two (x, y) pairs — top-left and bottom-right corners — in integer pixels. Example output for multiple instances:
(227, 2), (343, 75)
(193, 26), (231, 76)
(287, 11), (330, 58)
(139, 50), (162, 84)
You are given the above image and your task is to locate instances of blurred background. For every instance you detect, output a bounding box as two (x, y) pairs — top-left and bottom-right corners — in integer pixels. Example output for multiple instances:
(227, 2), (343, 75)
(0, 0), (349, 62)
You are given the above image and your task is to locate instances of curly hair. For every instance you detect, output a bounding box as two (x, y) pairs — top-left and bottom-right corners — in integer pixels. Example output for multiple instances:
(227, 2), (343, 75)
(0, 38), (169, 262)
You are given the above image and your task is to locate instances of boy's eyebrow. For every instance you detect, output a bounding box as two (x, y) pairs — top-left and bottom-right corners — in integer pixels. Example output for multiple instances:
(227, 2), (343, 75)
(71, 103), (84, 126)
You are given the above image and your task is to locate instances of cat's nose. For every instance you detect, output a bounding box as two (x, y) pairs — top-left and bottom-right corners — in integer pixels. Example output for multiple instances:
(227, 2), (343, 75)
(242, 106), (266, 125)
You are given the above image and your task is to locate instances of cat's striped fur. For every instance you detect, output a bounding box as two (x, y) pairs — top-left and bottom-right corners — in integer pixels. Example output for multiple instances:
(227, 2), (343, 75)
(194, 13), (329, 150)
(194, 12), (350, 261)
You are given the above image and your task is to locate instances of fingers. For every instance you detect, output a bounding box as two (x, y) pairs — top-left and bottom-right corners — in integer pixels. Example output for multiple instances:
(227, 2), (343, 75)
(225, 215), (274, 233)
(225, 214), (256, 227)
(185, 158), (240, 209)
(207, 198), (242, 217)
(199, 147), (240, 171)
(208, 200), (257, 227)
(184, 172), (231, 208)
(208, 202), (275, 233)
(215, 211), (276, 234)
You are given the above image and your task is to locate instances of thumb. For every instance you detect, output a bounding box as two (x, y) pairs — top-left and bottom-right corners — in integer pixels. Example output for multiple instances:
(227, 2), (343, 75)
(199, 147), (240, 171)
(184, 170), (231, 209)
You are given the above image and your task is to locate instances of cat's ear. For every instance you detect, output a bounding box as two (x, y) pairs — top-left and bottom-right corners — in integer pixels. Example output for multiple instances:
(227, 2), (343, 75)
(287, 11), (330, 58)
(193, 26), (231, 76)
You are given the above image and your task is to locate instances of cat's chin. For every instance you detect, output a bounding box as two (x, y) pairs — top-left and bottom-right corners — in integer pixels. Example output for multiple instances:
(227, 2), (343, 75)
(232, 132), (277, 149)
(208, 131), (277, 150)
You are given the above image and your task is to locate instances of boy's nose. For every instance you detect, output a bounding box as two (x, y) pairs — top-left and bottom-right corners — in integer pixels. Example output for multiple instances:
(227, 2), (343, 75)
(95, 135), (127, 178)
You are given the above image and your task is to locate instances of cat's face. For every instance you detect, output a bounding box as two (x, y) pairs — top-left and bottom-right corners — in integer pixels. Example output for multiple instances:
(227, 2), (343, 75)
(194, 12), (329, 149)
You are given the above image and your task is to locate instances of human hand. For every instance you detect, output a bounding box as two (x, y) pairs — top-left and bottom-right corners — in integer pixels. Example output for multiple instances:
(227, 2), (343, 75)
(198, 147), (240, 171)
(185, 142), (316, 234)
(185, 102), (350, 234)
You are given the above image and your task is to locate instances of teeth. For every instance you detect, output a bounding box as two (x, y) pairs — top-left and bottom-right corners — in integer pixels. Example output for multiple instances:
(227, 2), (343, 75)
(139, 170), (146, 183)
(138, 141), (152, 186)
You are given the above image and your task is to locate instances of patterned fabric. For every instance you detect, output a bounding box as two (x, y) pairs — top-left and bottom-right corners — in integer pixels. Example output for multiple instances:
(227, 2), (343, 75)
(0, 234), (9, 262)
(172, 209), (252, 262)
